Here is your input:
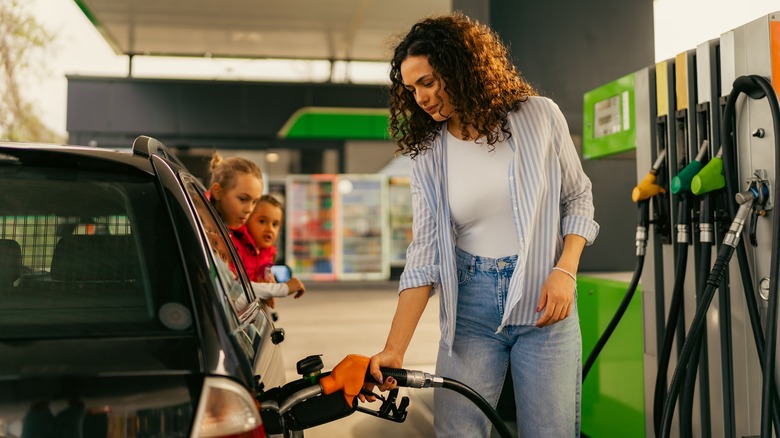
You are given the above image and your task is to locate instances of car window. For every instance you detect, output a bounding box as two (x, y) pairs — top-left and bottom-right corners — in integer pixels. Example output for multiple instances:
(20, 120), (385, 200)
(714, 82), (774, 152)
(183, 183), (254, 310)
(181, 180), (258, 355)
(0, 165), (192, 339)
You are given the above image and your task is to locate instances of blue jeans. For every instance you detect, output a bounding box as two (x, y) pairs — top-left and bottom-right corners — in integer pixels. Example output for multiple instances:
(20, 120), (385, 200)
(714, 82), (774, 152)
(433, 247), (581, 437)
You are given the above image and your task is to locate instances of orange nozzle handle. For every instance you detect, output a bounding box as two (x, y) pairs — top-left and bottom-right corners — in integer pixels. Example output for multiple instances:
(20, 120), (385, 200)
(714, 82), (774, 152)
(632, 172), (666, 203)
(319, 354), (370, 406)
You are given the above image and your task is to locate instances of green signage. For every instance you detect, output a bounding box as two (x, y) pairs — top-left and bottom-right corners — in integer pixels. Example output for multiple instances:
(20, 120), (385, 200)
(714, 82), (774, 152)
(279, 107), (391, 140)
(583, 73), (636, 159)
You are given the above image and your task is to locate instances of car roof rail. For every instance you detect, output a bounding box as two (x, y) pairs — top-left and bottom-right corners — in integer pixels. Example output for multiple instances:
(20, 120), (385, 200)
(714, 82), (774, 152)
(131, 135), (187, 169)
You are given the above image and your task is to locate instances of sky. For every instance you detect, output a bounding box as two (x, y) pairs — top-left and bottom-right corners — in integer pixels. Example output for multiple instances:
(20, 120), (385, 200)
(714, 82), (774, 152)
(23, 0), (780, 138)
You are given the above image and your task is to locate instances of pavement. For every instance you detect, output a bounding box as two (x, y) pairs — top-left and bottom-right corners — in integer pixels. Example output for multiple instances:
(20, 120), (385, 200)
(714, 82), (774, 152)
(272, 281), (439, 438)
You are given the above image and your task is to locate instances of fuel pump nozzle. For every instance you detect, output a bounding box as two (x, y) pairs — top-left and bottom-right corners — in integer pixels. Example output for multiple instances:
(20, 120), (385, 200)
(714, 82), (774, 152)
(632, 149), (667, 202)
(691, 147), (725, 196)
(632, 149), (666, 255)
(725, 186), (765, 248)
(261, 354), (409, 434)
(671, 140), (710, 194)
(268, 353), (513, 437)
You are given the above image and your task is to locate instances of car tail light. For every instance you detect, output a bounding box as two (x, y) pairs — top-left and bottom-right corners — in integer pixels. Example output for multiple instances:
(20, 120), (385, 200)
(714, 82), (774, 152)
(192, 377), (266, 438)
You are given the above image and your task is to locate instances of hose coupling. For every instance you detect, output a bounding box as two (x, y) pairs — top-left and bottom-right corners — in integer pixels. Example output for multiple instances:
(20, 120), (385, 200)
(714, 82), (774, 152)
(676, 224), (689, 244)
(635, 225), (648, 256)
(403, 370), (444, 388)
(699, 223), (713, 243)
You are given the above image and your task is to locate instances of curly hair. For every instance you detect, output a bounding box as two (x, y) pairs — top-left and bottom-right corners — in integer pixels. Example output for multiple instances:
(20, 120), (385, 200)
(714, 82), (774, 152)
(388, 12), (536, 157)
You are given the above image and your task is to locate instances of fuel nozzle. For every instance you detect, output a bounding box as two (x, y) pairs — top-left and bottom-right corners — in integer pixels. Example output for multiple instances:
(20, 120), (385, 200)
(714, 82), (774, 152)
(319, 354), (371, 406)
(319, 355), (410, 424)
(724, 187), (762, 248)
(671, 140), (709, 194)
(632, 149), (667, 202)
(691, 147), (725, 195)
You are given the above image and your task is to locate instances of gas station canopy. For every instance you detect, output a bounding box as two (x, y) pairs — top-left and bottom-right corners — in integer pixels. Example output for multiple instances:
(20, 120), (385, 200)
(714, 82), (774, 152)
(75, 0), (451, 62)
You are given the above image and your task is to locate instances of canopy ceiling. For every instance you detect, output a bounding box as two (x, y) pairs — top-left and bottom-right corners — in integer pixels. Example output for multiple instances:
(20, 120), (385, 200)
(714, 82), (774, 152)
(75, 0), (452, 62)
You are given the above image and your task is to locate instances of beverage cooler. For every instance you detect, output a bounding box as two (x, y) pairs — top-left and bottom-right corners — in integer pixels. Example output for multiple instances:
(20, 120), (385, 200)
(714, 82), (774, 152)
(285, 175), (337, 280)
(388, 176), (412, 269)
(336, 175), (389, 280)
(286, 174), (390, 280)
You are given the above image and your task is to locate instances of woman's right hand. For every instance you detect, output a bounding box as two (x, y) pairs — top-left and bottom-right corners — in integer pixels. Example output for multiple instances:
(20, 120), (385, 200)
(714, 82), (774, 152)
(359, 285), (431, 402)
(359, 349), (402, 403)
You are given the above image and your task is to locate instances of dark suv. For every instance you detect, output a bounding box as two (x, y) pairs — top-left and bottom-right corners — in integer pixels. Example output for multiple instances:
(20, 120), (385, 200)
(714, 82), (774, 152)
(0, 137), (288, 438)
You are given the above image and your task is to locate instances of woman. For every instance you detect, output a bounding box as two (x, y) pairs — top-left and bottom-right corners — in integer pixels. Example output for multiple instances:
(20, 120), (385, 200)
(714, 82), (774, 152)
(365, 13), (599, 437)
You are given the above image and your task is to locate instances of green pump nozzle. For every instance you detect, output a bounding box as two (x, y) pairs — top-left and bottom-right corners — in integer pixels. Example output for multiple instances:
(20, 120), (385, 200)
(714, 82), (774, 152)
(632, 149), (667, 203)
(691, 147), (725, 195)
(671, 140), (709, 194)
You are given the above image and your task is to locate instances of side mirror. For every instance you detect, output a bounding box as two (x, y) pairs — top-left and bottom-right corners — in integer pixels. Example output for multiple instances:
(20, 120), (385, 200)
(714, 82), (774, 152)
(271, 264), (292, 282)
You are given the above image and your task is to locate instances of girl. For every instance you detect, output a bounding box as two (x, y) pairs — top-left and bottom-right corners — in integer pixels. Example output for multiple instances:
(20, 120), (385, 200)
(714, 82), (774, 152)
(245, 194), (285, 281)
(245, 194), (306, 308)
(208, 153), (305, 301)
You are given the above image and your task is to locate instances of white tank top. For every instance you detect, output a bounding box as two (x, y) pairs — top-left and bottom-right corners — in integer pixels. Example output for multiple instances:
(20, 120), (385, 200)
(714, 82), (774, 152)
(446, 130), (518, 258)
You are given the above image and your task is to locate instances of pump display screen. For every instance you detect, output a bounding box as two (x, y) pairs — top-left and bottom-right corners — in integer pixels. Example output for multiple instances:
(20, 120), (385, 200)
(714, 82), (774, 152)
(593, 95), (622, 138)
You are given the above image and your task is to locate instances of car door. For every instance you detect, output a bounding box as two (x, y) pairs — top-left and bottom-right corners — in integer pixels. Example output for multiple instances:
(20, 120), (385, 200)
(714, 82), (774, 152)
(181, 174), (287, 390)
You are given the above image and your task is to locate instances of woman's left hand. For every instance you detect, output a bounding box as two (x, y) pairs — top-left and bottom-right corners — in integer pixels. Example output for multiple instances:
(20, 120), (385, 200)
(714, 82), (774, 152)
(535, 269), (575, 327)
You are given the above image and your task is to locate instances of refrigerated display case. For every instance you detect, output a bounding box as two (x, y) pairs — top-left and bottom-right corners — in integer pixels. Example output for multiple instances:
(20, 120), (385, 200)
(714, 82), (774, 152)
(388, 176), (412, 268)
(285, 175), (337, 280)
(336, 175), (389, 280)
(266, 179), (287, 264)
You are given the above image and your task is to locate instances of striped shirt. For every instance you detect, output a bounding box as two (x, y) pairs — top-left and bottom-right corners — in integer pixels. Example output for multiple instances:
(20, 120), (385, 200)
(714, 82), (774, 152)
(398, 96), (600, 352)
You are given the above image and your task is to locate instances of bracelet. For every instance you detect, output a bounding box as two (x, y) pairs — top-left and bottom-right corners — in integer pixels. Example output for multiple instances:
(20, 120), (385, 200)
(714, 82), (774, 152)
(552, 266), (577, 282)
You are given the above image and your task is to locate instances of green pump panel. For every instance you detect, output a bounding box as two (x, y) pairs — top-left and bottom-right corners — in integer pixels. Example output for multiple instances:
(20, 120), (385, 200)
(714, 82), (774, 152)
(578, 275), (645, 437)
(583, 73), (636, 159)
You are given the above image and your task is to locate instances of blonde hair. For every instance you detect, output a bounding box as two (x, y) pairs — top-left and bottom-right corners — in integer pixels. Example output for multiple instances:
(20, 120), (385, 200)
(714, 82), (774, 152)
(208, 152), (262, 190)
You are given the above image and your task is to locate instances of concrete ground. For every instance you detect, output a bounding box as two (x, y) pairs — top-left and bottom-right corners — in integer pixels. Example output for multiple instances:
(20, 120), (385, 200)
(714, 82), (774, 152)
(272, 281), (439, 438)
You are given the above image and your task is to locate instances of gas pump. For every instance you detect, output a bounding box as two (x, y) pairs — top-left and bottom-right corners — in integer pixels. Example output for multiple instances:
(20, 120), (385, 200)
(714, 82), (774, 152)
(658, 11), (780, 438)
(715, 13), (780, 436)
(670, 48), (713, 437)
(648, 56), (693, 438)
(579, 10), (780, 438)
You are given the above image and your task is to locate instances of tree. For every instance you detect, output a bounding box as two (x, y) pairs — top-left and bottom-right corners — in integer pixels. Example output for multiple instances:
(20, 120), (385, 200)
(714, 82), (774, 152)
(0, 0), (60, 142)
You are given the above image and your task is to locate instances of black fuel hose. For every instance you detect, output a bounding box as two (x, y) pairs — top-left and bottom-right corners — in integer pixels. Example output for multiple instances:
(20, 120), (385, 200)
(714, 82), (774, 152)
(582, 200), (648, 382)
(440, 378), (513, 438)
(661, 75), (780, 437)
(653, 195), (690, 436)
(660, 228), (739, 438)
(366, 367), (513, 438)
(680, 193), (713, 438)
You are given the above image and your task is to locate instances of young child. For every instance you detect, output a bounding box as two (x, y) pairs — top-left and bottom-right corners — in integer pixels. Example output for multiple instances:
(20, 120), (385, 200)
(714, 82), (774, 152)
(245, 195), (283, 276)
(207, 153), (305, 302)
(245, 194), (305, 308)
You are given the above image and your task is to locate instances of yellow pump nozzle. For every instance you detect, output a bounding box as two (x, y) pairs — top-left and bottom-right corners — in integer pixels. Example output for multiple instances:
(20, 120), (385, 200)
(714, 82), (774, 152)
(319, 354), (371, 406)
(632, 171), (666, 203)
